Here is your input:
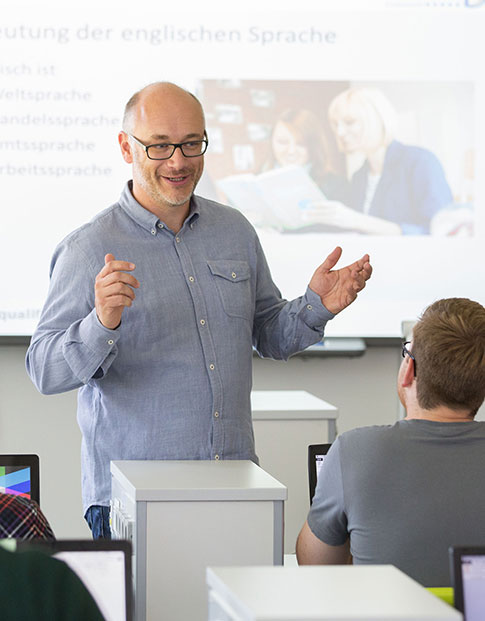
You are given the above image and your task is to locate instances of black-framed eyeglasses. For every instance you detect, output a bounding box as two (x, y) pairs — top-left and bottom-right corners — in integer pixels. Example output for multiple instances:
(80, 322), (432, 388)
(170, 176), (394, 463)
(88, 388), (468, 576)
(401, 341), (417, 376)
(128, 132), (208, 160)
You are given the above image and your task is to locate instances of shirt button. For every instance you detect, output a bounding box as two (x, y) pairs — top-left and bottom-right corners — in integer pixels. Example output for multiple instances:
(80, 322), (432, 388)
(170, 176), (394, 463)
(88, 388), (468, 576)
(107, 339), (114, 345)
(157, 223), (164, 229)
(200, 319), (206, 326)
(189, 276), (194, 282)
(307, 304), (313, 310)
(214, 454), (220, 460)
(190, 223), (194, 229)
(209, 364), (215, 370)
(214, 411), (219, 418)
(150, 229), (156, 235)
(231, 272), (237, 279)
(175, 237), (181, 243)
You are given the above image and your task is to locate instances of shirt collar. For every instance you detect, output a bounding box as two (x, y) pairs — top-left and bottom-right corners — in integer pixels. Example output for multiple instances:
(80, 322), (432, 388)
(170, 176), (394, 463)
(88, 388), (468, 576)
(118, 181), (201, 233)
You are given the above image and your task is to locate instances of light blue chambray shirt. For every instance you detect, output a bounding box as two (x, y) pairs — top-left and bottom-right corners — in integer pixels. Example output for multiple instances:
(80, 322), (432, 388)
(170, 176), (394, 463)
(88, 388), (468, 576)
(26, 182), (334, 512)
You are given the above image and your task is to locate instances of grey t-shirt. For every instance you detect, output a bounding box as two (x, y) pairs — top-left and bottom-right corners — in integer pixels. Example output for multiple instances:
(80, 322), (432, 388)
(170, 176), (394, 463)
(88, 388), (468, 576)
(307, 419), (485, 586)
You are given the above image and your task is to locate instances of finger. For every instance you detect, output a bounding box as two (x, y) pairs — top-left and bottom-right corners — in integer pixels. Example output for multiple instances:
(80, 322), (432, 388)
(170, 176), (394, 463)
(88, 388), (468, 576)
(100, 282), (137, 302)
(98, 259), (136, 279)
(362, 262), (373, 280)
(347, 253), (370, 273)
(97, 271), (140, 289)
(356, 258), (372, 281)
(105, 253), (115, 265)
(99, 293), (135, 309)
(348, 257), (372, 284)
(318, 246), (342, 273)
(350, 268), (368, 292)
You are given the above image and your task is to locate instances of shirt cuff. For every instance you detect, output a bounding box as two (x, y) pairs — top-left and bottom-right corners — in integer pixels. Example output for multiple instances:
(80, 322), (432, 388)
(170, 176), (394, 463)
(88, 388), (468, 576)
(78, 309), (122, 348)
(63, 309), (121, 383)
(299, 287), (335, 329)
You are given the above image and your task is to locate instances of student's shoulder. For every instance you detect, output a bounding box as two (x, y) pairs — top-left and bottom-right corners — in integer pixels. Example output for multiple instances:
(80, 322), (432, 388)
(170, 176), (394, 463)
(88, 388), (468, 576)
(337, 422), (400, 451)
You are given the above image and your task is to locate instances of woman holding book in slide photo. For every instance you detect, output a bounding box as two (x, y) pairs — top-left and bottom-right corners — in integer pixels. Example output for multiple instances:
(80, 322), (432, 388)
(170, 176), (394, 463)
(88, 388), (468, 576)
(304, 87), (454, 235)
(266, 107), (348, 204)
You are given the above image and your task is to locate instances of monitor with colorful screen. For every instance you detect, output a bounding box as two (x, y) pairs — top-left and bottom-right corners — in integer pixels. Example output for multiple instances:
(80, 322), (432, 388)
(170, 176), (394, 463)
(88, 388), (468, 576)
(0, 455), (40, 504)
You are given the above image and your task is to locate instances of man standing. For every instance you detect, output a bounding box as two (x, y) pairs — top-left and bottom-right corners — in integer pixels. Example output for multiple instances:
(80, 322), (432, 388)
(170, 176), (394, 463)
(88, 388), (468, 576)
(26, 82), (372, 538)
(296, 297), (485, 586)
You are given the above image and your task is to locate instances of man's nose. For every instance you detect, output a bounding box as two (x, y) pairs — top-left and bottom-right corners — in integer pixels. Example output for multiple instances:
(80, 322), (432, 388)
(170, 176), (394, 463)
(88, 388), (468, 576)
(167, 145), (187, 166)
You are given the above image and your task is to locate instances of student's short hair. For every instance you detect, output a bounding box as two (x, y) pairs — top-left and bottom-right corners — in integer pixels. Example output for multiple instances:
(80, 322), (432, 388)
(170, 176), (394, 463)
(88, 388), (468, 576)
(328, 87), (397, 150)
(412, 298), (485, 415)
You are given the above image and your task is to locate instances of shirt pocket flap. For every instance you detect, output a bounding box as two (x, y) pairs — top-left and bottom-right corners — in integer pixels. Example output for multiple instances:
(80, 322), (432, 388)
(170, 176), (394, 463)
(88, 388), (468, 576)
(207, 260), (250, 283)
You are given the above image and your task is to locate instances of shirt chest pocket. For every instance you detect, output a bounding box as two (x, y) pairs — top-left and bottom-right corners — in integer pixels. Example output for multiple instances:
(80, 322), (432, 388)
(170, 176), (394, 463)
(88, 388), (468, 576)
(207, 260), (252, 321)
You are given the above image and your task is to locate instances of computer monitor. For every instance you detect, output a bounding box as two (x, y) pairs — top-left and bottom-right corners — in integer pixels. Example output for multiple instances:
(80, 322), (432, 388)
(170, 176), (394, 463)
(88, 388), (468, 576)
(308, 443), (332, 504)
(449, 545), (485, 620)
(0, 455), (40, 504)
(17, 539), (133, 621)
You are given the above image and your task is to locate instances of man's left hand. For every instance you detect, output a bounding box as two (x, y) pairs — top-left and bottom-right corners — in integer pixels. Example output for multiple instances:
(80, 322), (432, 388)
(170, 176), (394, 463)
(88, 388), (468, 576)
(309, 246), (372, 315)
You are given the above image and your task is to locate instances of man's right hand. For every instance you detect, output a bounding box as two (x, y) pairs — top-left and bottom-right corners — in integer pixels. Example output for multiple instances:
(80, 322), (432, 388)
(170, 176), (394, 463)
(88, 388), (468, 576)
(94, 254), (139, 329)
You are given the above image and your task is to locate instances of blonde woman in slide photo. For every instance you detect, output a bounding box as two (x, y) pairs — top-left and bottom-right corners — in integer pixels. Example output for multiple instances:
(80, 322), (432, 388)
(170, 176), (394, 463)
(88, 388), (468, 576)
(305, 87), (454, 235)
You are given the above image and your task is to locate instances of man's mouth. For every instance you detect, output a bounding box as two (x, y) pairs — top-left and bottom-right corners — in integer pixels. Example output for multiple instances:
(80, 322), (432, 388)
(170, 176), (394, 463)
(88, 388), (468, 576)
(161, 174), (190, 186)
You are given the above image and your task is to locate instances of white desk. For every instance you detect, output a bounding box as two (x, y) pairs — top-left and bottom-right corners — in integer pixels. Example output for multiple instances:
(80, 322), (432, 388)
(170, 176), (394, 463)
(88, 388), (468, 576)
(207, 565), (462, 620)
(110, 460), (286, 621)
(251, 390), (338, 553)
(251, 390), (338, 443)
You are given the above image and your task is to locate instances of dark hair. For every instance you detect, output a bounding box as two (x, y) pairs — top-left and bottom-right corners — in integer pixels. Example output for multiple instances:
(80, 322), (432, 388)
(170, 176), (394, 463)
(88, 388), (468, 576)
(270, 108), (335, 186)
(413, 298), (485, 415)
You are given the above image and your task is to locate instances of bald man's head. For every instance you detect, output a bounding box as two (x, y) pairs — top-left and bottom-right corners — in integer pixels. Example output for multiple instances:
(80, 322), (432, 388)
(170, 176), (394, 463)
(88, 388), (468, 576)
(122, 82), (204, 134)
(118, 81), (206, 224)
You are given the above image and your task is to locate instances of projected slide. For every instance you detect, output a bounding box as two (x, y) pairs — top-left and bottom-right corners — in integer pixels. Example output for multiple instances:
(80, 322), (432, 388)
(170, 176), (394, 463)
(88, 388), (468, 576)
(201, 79), (473, 237)
(0, 466), (31, 498)
(0, 2), (484, 337)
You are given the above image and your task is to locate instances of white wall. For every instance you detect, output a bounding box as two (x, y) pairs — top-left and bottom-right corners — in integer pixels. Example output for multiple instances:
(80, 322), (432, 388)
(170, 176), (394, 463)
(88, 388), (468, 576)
(1, 343), (483, 539)
(0, 343), (89, 538)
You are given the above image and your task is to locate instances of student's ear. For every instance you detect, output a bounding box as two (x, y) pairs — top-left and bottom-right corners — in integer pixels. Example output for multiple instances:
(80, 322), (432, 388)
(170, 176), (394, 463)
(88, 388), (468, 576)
(118, 131), (133, 164)
(401, 356), (416, 387)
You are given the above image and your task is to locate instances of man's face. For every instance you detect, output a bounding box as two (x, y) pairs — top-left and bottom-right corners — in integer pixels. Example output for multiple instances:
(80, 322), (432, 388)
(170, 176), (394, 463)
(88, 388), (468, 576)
(126, 86), (205, 215)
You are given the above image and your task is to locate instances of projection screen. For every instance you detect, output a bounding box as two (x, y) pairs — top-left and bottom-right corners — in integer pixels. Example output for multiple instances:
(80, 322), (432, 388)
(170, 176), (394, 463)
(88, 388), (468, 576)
(1, 1), (483, 337)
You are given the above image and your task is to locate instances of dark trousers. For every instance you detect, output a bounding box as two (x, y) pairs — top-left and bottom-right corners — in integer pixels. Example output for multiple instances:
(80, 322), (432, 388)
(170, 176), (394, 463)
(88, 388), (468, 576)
(84, 505), (111, 539)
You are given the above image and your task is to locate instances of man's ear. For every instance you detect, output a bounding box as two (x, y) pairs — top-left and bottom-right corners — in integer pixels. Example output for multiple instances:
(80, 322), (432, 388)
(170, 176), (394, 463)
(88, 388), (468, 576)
(401, 356), (415, 387)
(118, 131), (133, 164)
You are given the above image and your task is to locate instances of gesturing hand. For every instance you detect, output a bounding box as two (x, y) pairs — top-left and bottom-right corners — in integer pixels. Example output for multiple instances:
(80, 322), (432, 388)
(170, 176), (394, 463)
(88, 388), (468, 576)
(309, 246), (372, 315)
(94, 254), (139, 329)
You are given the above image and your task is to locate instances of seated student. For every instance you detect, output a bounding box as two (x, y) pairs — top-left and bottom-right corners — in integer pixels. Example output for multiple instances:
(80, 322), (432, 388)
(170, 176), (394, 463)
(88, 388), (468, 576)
(0, 493), (55, 540)
(296, 297), (485, 586)
(0, 545), (104, 620)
